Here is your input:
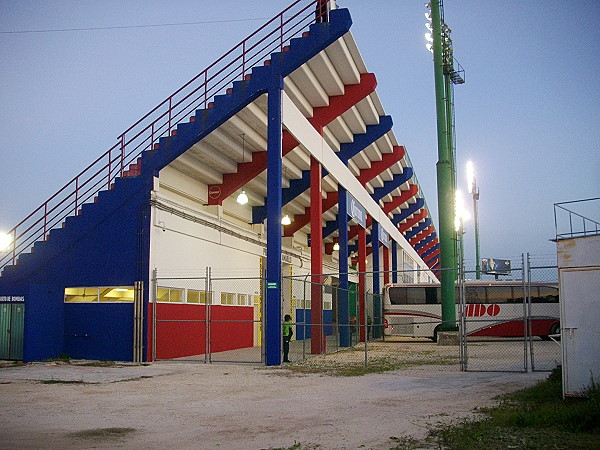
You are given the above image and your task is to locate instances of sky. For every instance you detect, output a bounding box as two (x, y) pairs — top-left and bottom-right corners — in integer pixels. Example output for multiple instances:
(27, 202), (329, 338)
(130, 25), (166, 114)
(1, 0), (598, 270)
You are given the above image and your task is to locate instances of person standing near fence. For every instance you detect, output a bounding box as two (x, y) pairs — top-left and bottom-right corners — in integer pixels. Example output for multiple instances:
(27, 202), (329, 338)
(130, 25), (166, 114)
(282, 314), (293, 363)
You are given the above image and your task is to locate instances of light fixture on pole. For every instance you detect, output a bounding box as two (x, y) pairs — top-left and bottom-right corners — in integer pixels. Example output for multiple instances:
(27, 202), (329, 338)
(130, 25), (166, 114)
(281, 214), (291, 226)
(333, 242), (340, 251)
(455, 189), (469, 284)
(466, 161), (481, 279)
(236, 134), (249, 205)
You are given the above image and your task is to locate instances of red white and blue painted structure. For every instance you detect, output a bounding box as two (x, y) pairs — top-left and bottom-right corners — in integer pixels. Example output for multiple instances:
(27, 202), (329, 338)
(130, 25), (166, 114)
(0, 1), (441, 365)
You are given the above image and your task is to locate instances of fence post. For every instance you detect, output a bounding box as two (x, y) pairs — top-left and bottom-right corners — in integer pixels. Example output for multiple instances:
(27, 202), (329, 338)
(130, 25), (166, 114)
(527, 253), (535, 371)
(521, 254), (529, 372)
(207, 266), (212, 363)
(152, 268), (157, 362)
(120, 134), (125, 176)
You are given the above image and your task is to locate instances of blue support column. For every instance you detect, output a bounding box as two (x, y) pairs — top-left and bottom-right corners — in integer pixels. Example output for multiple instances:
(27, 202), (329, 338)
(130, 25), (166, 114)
(265, 84), (283, 366)
(391, 241), (398, 283)
(371, 221), (381, 339)
(338, 187), (350, 347)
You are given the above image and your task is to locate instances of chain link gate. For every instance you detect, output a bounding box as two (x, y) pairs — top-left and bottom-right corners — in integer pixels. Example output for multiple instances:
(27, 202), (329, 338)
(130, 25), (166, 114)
(152, 268), (264, 363)
(460, 254), (561, 372)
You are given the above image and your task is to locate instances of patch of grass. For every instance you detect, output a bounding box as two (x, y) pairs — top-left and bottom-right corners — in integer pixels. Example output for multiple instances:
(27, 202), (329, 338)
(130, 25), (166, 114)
(426, 366), (600, 449)
(68, 427), (136, 440)
(388, 435), (422, 449)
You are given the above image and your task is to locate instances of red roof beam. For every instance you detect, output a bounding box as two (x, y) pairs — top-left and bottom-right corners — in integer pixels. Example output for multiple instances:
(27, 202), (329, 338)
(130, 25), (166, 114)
(398, 209), (427, 234)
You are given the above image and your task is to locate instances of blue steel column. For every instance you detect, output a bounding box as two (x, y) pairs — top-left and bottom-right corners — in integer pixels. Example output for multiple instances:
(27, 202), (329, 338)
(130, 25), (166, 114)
(338, 187), (350, 347)
(265, 84), (283, 366)
(391, 240), (398, 283)
(371, 221), (381, 339)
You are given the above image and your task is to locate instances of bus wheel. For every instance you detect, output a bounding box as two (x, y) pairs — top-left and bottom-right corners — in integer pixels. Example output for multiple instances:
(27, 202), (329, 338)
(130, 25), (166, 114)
(431, 325), (442, 343)
(549, 322), (560, 340)
(541, 322), (560, 341)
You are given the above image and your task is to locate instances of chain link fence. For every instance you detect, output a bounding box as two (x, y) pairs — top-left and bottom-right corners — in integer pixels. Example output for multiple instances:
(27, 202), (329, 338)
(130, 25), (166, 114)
(150, 258), (560, 374)
(460, 258), (560, 373)
(152, 270), (263, 364)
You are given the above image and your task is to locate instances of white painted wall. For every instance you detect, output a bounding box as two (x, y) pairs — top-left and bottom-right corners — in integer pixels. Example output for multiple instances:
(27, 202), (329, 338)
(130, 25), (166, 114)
(557, 235), (600, 396)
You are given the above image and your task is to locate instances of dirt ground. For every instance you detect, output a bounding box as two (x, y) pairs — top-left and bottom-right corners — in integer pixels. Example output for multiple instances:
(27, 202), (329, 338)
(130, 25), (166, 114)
(0, 343), (548, 450)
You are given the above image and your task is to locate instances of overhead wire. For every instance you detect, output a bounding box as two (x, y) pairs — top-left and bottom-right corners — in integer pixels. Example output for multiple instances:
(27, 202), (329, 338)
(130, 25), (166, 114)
(0, 17), (270, 34)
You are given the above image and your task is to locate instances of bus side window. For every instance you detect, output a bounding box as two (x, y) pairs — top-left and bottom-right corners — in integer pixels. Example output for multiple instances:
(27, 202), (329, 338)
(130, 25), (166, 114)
(389, 287), (407, 305)
(486, 286), (512, 303)
(425, 287), (438, 304)
(537, 286), (559, 303)
(411, 287), (427, 304)
(465, 286), (484, 303)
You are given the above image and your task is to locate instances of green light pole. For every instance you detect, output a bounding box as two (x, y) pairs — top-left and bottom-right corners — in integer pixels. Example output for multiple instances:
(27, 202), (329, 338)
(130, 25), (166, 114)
(427, 0), (464, 330)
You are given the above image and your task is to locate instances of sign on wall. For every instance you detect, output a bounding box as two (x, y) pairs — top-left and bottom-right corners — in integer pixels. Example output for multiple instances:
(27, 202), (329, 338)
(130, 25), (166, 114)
(347, 194), (366, 228)
(379, 226), (390, 248)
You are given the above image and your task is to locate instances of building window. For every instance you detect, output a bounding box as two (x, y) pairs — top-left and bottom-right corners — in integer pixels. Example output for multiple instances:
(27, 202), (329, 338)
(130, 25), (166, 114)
(187, 290), (209, 304)
(221, 292), (235, 305)
(237, 294), (247, 306)
(157, 287), (183, 303)
(65, 287), (134, 303)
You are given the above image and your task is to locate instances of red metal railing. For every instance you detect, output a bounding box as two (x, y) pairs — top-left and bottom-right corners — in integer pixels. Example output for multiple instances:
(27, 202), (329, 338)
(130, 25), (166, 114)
(0, 0), (322, 272)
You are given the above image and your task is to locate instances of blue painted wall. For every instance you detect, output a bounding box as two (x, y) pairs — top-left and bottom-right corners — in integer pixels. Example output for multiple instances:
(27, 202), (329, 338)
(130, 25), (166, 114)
(294, 309), (333, 340)
(23, 283), (64, 362)
(64, 303), (134, 361)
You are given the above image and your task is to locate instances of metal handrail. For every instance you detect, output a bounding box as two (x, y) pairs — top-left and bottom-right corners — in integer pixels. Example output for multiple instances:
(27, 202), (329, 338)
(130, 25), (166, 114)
(554, 197), (600, 240)
(0, 0), (320, 272)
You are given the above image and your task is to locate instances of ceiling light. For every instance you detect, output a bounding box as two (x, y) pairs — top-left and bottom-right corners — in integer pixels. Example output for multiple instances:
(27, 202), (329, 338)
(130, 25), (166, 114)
(237, 189), (249, 205)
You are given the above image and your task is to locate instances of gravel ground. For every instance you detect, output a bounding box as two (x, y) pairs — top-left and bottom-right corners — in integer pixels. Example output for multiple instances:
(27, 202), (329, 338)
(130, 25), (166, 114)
(0, 343), (548, 449)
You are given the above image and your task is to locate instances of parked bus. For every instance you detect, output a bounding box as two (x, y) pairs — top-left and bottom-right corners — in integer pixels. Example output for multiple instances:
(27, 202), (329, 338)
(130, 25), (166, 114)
(382, 281), (559, 341)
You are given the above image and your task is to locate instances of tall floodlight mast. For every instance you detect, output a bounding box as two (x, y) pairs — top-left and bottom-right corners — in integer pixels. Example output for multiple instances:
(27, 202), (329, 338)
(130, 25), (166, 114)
(426, 0), (465, 332)
(467, 161), (481, 279)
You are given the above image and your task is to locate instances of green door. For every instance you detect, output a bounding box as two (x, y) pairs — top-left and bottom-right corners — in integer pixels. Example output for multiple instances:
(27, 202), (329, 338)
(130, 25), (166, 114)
(0, 303), (25, 360)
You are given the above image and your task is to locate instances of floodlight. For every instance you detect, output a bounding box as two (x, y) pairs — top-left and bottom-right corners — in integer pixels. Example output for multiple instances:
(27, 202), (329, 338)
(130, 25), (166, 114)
(466, 160), (475, 194)
(281, 215), (291, 226)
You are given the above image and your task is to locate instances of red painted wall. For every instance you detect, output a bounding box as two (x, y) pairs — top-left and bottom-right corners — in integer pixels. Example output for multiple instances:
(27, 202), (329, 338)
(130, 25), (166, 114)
(147, 303), (254, 360)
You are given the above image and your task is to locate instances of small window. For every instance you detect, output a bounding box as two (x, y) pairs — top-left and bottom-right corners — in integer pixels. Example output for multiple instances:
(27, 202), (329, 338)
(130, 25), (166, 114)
(237, 294), (247, 306)
(100, 287), (134, 302)
(65, 286), (134, 303)
(221, 292), (235, 305)
(157, 287), (183, 303)
(187, 290), (208, 304)
(65, 287), (98, 303)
